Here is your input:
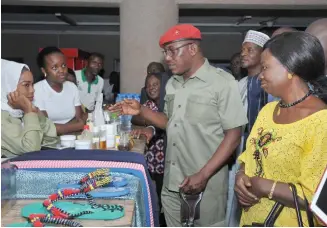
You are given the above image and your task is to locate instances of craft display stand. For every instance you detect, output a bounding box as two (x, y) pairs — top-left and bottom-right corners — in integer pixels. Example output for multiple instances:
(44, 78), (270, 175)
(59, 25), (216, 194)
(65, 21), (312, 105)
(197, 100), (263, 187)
(1, 199), (135, 227)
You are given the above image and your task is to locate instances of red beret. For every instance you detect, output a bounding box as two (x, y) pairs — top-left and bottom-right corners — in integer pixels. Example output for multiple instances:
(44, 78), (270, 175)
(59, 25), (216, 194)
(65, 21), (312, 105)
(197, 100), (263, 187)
(159, 24), (202, 48)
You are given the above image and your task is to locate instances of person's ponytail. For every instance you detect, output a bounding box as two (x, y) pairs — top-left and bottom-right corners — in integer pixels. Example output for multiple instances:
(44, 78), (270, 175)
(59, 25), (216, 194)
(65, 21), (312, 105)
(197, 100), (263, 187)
(309, 75), (327, 104)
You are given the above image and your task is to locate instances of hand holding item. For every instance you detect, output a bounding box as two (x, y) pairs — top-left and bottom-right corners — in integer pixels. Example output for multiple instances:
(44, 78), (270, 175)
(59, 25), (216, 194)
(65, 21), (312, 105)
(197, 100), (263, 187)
(108, 99), (141, 116)
(131, 127), (154, 143)
(180, 171), (209, 195)
(7, 91), (33, 113)
(234, 171), (260, 207)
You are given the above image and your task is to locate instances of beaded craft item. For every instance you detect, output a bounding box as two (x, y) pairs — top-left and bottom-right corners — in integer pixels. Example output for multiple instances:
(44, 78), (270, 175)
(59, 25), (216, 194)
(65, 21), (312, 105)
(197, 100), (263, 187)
(8, 168), (125, 227)
(28, 214), (83, 227)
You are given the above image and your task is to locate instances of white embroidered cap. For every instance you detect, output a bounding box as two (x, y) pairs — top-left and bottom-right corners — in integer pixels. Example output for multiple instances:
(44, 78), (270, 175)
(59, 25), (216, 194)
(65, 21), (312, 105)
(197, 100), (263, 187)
(243, 30), (270, 47)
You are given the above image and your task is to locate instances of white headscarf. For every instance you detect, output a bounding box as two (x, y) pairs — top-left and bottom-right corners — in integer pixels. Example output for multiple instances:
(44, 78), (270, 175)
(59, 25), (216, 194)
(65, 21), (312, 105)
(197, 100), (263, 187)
(1, 59), (30, 118)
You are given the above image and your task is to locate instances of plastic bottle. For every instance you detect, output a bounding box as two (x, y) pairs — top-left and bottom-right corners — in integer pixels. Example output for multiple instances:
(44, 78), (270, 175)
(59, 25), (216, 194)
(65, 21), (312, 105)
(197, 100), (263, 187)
(105, 124), (115, 149)
(92, 126), (100, 149)
(103, 110), (111, 124)
(81, 125), (93, 141)
(134, 94), (141, 103)
(110, 111), (121, 135)
(115, 94), (124, 126)
(99, 125), (107, 150)
(86, 113), (94, 132)
(94, 93), (105, 127)
(123, 93), (133, 132)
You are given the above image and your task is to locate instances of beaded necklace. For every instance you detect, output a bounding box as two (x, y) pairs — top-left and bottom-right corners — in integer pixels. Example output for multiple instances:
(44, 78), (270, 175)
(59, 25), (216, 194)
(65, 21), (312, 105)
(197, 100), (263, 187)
(278, 90), (312, 108)
(42, 169), (111, 218)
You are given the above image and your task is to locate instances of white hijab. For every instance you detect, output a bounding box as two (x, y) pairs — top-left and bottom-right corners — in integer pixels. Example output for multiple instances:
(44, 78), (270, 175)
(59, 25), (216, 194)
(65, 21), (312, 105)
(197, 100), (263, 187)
(1, 59), (30, 118)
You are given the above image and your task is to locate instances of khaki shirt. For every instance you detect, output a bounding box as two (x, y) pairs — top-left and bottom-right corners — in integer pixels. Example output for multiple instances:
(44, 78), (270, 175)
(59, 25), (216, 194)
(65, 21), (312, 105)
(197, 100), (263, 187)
(163, 59), (248, 192)
(1, 111), (58, 158)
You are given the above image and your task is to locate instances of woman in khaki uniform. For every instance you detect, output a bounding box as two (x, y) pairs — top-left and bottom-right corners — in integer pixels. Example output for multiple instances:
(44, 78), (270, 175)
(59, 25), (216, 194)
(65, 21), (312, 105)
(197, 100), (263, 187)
(1, 59), (57, 158)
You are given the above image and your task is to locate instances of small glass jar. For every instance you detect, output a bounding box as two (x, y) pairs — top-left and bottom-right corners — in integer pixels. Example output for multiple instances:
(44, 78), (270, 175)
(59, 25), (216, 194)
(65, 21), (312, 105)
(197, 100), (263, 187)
(92, 126), (100, 149)
(99, 125), (107, 150)
(118, 131), (131, 151)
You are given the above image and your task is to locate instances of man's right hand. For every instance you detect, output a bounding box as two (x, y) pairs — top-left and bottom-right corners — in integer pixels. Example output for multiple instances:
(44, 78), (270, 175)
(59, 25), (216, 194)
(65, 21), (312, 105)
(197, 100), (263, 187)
(109, 99), (142, 116)
(131, 127), (154, 143)
(7, 91), (33, 113)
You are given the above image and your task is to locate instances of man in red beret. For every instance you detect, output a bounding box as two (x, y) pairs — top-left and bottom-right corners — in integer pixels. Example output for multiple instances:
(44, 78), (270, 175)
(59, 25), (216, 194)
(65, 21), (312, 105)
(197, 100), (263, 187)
(110, 24), (247, 226)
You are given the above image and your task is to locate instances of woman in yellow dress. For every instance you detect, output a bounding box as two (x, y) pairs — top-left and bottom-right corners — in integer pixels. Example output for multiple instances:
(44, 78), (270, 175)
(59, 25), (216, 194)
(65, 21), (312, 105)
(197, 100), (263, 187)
(235, 32), (327, 226)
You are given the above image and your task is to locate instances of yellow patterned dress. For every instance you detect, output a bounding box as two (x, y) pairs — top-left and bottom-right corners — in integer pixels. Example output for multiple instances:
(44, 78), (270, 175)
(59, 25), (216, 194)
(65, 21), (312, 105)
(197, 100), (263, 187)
(238, 102), (327, 227)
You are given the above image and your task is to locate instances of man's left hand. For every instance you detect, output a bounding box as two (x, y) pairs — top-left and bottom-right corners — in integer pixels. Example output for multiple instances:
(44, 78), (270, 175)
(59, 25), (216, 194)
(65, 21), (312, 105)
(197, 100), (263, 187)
(180, 171), (209, 194)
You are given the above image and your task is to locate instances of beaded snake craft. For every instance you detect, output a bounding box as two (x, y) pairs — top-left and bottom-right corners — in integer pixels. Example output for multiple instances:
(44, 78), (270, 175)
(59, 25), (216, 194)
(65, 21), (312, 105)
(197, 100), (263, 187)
(9, 168), (125, 227)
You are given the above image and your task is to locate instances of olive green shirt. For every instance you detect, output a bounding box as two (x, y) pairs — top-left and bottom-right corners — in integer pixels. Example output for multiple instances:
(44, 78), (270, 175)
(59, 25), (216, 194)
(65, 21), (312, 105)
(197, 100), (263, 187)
(1, 111), (58, 158)
(163, 59), (248, 192)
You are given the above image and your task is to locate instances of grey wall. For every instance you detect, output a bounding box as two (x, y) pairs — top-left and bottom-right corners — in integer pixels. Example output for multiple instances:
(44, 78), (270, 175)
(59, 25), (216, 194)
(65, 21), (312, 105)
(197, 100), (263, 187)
(1, 34), (120, 81)
(1, 33), (243, 83)
(201, 34), (243, 60)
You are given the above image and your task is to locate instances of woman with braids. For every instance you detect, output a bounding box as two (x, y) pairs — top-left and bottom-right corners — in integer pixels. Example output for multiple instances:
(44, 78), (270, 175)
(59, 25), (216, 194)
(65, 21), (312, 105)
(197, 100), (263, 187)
(235, 32), (327, 226)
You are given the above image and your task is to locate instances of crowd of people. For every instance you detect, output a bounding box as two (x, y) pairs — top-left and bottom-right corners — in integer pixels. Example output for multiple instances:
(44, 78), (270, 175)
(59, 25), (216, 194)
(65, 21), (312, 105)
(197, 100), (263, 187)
(2, 17), (327, 227)
(111, 18), (327, 227)
(1, 47), (120, 156)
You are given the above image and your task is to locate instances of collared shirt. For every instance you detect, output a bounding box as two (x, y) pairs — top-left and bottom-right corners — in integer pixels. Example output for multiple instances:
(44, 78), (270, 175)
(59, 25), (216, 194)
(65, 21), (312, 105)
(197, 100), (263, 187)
(1, 111), (58, 158)
(239, 77), (278, 111)
(75, 69), (104, 111)
(163, 59), (248, 192)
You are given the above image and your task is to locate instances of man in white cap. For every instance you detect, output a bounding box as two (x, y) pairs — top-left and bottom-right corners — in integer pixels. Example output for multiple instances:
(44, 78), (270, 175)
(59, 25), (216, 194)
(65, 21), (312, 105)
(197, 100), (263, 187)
(239, 30), (270, 136)
(224, 30), (270, 227)
(225, 30), (270, 226)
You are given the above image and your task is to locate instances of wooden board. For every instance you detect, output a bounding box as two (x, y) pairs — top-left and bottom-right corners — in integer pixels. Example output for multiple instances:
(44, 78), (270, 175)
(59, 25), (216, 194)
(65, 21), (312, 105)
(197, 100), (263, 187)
(1, 199), (135, 227)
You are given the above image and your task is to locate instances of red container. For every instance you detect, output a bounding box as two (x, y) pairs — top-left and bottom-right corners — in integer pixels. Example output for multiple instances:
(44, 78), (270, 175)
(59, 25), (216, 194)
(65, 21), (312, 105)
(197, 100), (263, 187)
(39, 48), (89, 70)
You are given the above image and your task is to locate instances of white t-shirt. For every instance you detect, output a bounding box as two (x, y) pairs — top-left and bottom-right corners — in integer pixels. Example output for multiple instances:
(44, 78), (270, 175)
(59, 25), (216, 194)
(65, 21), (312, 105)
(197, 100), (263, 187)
(33, 80), (81, 124)
(75, 69), (104, 111)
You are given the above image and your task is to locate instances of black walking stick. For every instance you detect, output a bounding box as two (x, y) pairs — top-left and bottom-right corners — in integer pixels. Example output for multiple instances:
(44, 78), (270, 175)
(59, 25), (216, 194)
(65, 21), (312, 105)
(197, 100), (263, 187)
(179, 189), (203, 227)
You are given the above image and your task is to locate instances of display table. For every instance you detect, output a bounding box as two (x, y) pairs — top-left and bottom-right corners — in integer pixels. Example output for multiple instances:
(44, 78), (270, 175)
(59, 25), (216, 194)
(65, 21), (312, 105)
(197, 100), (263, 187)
(7, 150), (159, 227)
(42, 135), (146, 154)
